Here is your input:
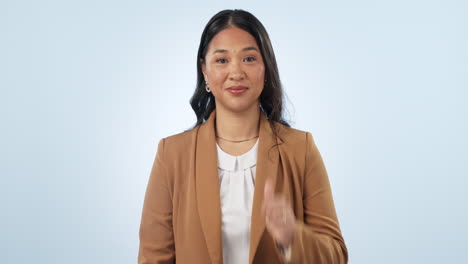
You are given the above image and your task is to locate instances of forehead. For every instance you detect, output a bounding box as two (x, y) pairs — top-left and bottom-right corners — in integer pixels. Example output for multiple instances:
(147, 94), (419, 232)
(208, 27), (259, 53)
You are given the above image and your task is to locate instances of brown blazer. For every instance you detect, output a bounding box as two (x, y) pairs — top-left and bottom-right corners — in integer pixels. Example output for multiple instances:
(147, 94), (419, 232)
(138, 110), (348, 264)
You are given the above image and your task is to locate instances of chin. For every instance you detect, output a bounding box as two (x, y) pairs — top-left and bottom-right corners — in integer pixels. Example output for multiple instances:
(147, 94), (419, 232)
(220, 101), (260, 114)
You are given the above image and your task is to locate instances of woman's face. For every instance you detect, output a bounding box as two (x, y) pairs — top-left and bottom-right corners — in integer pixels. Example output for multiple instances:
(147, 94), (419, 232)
(201, 27), (265, 114)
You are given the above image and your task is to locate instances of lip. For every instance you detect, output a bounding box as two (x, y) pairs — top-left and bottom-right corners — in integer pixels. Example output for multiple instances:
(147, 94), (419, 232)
(226, 85), (248, 95)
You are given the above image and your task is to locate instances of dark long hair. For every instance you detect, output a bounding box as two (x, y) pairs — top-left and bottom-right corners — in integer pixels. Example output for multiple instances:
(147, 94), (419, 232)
(190, 9), (290, 131)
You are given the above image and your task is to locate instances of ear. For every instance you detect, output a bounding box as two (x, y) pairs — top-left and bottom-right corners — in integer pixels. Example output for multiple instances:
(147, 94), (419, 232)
(200, 58), (207, 80)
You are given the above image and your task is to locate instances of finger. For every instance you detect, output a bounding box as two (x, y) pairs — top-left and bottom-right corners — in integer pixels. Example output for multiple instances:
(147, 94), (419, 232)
(264, 178), (274, 203)
(265, 201), (283, 232)
(262, 178), (275, 217)
(272, 200), (292, 225)
(261, 199), (267, 216)
(265, 213), (284, 242)
(266, 196), (284, 219)
(267, 198), (289, 228)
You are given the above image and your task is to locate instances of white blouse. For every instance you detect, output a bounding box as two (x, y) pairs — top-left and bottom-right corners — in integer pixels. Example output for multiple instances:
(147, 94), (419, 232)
(216, 139), (259, 264)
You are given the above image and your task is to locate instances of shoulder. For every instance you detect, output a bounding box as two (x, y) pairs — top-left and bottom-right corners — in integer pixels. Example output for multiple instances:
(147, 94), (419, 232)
(163, 127), (198, 146)
(157, 126), (199, 159)
(273, 122), (311, 148)
(272, 122), (320, 160)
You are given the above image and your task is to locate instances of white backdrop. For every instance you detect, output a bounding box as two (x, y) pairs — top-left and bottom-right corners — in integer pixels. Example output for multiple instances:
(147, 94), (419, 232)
(1, 0), (467, 263)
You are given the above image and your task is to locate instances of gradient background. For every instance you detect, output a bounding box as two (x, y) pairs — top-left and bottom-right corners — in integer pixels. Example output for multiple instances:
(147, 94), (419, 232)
(1, 0), (467, 263)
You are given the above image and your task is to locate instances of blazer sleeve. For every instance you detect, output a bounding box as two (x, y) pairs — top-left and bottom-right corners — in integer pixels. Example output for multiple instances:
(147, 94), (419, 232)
(289, 132), (348, 263)
(138, 139), (175, 264)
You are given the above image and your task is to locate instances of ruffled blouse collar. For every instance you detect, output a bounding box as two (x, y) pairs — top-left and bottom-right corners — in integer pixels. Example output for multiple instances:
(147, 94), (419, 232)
(216, 139), (259, 171)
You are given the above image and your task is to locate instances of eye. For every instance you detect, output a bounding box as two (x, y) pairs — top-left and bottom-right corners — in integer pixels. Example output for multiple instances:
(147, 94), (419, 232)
(216, 58), (228, 64)
(244, 56), (256, 62)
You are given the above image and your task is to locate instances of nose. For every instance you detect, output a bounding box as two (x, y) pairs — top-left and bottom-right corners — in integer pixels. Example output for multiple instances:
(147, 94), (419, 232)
(228, 61), (245, 81)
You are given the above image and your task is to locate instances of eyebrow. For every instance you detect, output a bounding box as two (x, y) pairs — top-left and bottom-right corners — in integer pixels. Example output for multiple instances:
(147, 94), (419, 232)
(212, 46), (259, 54)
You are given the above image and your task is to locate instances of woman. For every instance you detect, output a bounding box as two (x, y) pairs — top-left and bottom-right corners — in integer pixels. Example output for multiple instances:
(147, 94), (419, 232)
(139, 9), (348, 264)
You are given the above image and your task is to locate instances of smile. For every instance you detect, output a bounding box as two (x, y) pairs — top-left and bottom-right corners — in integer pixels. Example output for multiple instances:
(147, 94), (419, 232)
(226, 86), (248, 95)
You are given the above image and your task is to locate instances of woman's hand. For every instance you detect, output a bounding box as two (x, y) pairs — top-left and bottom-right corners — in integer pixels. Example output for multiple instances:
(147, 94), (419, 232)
(261, 178), (296, 248)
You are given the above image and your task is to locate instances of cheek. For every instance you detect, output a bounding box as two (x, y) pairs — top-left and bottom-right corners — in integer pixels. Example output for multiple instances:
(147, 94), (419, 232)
(206, 68), (227, 85)
(252, 65), (265, 84)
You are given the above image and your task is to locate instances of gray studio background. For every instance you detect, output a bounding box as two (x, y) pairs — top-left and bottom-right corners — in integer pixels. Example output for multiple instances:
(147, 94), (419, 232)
(1, 0), (467, 263)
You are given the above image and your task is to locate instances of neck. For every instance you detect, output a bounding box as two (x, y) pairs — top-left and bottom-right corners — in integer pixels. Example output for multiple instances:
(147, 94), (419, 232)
(215, 104), (261, 141)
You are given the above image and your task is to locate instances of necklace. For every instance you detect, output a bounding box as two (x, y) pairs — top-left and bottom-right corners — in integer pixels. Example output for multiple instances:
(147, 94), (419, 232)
(216, 135), (259, 143)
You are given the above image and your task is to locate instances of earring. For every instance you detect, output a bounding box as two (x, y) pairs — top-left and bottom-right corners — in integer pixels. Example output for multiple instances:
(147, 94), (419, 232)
(205, 82), (211, 93)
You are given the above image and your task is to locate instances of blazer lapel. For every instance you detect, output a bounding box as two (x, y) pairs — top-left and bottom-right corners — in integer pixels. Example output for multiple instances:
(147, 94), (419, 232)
(195, 110), (223, 264)
(249, 113), (281, 264)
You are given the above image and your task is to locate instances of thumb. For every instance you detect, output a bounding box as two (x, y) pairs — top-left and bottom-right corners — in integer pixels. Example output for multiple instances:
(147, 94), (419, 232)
(264, 178), (275, 203)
